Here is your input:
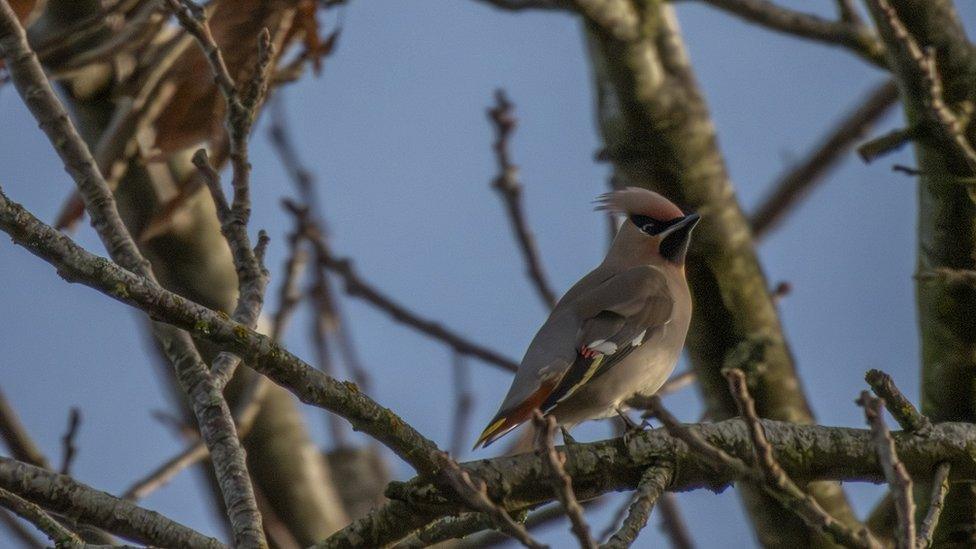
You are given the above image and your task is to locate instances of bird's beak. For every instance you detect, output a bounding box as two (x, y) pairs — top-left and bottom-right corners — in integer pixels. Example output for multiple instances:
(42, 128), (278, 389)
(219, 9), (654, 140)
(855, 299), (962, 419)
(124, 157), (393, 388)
(660, 212), (700, 238)
(658, 213), (700, 263)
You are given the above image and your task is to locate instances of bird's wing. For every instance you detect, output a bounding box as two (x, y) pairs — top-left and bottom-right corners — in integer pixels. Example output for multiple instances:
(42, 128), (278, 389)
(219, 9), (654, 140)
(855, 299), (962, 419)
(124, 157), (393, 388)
(539, 266), (673, 411)
(474, 266), (673, 448)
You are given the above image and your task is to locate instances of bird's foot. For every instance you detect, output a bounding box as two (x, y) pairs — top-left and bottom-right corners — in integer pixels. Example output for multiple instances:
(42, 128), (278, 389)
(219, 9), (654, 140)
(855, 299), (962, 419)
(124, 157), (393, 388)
(617, 408), (647, 444)
(560, 427), (578, 445)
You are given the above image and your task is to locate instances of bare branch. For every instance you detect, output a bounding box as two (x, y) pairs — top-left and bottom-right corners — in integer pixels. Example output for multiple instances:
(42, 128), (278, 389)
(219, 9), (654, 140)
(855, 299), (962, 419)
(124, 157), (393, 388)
(450, 353), (475, 458)
(917, 463), (950, 549)
(0, 457), (224, 548)
(0, 7), (265, 546)
(121, 377), (270, 502)
(121, 224), (304, 501)
(472, 0), (572, 10)
(602, 466), (672, 549)
(656, 370), (696, 398)
(0, 189), (445, 475)
(315, 246), (519, 372)
(677, 0), (886, 66)
(442, 456), (547, 548)
(58, 408), (81, 476)
(857, 126), (916, 164)
(858, 391), (916, 549)
(0, 487), (83, 548)
(365, 416), (976, 549)
(0, 387), (50, 469)
(488, 89), (558, 309)
(750, 79), (899, 238)
(534, 413), (596, 548)
(269, 103), (373, 392)
(725, 370), (883, 549)
(0, 507), (44, 549)
(657, 493), (695, 549)
(865, 369), (932, 434)
(270, 212), (310, 342)
(863, 0), (976, 172)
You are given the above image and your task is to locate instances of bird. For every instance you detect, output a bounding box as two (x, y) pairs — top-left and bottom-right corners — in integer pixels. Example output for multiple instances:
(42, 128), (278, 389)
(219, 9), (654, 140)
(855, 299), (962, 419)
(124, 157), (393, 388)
(474, 187), (699, 449)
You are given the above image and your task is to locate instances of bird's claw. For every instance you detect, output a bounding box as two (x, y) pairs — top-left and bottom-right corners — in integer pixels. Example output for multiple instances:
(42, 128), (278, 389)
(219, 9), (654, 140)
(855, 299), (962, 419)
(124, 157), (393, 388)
(617, 409), (647, 444)
(560, 427), (578, 445)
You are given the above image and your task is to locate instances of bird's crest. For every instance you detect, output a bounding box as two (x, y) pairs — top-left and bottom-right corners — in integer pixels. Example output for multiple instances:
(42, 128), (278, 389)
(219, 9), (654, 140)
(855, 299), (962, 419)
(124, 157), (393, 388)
(595, 187), (683, 221)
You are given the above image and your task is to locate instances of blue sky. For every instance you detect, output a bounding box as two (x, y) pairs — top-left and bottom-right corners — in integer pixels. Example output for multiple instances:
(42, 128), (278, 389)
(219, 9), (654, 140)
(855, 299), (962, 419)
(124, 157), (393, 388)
(2, 1), (974, 547)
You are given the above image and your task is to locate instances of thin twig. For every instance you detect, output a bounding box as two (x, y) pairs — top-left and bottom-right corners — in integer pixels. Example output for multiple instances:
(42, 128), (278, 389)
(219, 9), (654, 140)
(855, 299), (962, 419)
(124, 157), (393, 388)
(656, 370), (696, 398)
(657, 493), (695, 549)
(58, 408), (81, 476)
(271, 212), (310, 342)
(472, 0), (571, 10)
(917, 463), (950, 549)
(314, 245), (519, 372)
(601, 466), (672, 549)
(863, 0), (976, 173)
(857, 126), (916, 164)
(858, 391), (916, 549)
(0, 388), (49, 469)
(642, 396), (749, 477)
(450, 352), (475, 458)
(681, 0), (886, 67)
(462, 499), (607, 548)
(442, 457), (548, 549)
(0, 487), (83, 548)
(488, 89), (558, 309)
(533, 413), (596, 548)
(0, 507), (44, 549)
(121, 377), (270, 502)
(865, 369), (932, 434)
(308, 249), (349, 447)
(269, 101), (373, 392)
(725, 370), (883, 549)
(834, 0), (862, 25)
(750, 79), (899, 238)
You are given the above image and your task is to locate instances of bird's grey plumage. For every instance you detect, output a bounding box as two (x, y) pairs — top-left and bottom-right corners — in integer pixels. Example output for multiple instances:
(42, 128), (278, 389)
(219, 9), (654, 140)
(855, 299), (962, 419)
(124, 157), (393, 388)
(474, 187), (698, 448)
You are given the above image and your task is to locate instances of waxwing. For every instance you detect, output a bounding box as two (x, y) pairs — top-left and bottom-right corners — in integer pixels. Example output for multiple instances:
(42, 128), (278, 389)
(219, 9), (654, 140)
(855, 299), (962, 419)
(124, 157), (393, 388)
(474, 187), (699, 449)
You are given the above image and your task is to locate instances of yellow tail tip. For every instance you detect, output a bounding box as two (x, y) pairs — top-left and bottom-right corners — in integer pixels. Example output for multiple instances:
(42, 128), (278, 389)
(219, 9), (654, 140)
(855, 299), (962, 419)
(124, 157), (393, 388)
(472, 417), (507, 450)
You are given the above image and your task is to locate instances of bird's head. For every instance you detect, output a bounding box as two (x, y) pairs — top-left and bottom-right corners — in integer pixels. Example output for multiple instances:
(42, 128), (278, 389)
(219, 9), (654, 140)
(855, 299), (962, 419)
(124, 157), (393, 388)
(596, 187), (700, 264)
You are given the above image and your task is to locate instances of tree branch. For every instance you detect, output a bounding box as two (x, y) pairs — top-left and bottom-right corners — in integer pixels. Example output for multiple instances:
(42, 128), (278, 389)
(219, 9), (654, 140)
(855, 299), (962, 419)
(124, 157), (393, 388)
(0, 187), (445, 475)
(442, 456), (547, 548)
(917, 462), (950, 549)
(657, 493), (695, 549)
(534, 413), (595, 548)
(315, 246), (519, 373)
(725, 370), (881, 548)
(749, 79), (899, 239)
(865, 369), (932, 434)
(858, 391), (915, 549)
(338, 418), (976, 548)
(488, 89), (559, 309)
(601, 466), (672, 549)
(0, 6), (265, 545)
(0, 487), (83, 548)
(676, 0), (886, 67)
(0, 387), (50, 469)
(0, 457), (225, 548)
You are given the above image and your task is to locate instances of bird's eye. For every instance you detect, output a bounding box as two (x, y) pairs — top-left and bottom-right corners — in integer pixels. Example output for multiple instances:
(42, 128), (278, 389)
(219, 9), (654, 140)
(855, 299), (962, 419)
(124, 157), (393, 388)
(629, 215), (659, 235)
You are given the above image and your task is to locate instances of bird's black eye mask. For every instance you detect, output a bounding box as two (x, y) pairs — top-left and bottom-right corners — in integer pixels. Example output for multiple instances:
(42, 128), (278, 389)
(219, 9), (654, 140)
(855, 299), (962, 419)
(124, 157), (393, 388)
(629, 214), (684, 236)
